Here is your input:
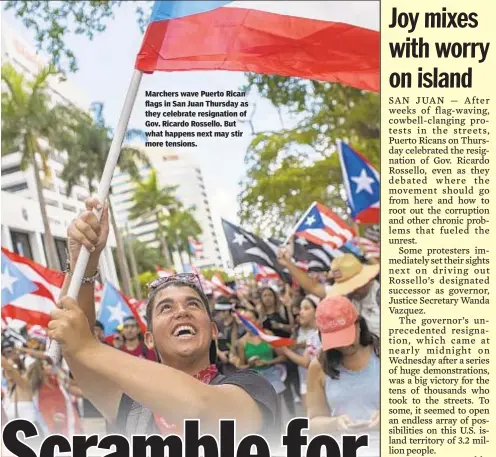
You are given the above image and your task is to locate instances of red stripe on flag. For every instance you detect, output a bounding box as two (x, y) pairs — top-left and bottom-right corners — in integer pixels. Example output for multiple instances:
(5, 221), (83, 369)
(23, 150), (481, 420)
(1, 305), (51, 328)
(1, 248), (64, 288)
(135, 7), (379, 92)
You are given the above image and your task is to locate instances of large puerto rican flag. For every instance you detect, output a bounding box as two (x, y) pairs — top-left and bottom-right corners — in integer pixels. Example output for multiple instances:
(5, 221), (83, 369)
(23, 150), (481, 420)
(136, 1), (379, 92)
(233, 310), (295, 348)
(337, 141), (380, 224)
(1, 248), (64, 327)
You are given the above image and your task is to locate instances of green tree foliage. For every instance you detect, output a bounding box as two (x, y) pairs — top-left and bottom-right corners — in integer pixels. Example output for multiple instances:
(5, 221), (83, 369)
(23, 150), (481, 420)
(1, 63), (67, 269)
(239, 76), (379, 236)
(125, 238), (162, 275)
(129, 169), (181, 267)
(162, 206), (202, 262)
(4, 1), (153, 73)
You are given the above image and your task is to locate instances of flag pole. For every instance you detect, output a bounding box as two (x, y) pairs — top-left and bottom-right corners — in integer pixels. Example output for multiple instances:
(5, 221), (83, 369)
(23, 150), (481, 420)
(47, 69), (143, 363)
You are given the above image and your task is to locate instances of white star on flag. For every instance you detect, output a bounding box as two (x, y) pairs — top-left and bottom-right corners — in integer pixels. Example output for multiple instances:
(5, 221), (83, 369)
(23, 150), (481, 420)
(351, 169), (375, 194)
(233, 233), (247, 246)
(305, 215), (316, 226)
(1, 266), (19, 294)
(108, 302), (127, 325)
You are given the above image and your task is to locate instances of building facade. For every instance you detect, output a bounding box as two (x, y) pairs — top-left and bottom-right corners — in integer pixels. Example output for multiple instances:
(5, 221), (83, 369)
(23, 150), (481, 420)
(1, 21), (118, 284)
(111, 149), (223, 270)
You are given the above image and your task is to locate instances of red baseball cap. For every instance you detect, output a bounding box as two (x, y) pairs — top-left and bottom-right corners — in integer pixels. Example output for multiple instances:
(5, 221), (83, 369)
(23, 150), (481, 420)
(316, 296), (359, 350)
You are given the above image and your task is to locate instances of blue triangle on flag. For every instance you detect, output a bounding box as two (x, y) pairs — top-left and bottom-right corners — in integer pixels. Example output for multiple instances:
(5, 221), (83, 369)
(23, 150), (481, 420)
(1, 253), (38, 307)
(340, 143), (379, 217)
(295, 204), (325, 233)
(98, 282), (134, 335)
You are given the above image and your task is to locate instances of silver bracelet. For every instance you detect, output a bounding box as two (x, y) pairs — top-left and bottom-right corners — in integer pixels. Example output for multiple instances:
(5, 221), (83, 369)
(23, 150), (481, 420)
(63, 259), (100, 284)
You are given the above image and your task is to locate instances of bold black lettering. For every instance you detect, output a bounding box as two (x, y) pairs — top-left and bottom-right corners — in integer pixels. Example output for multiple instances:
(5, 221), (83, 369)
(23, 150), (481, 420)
(99, 435), (130, 457)
(283, 418), (308, 457)
(2, 419), (38, 457)
(133, 435), (182, 457)
(185, 420), (218, 457)
(306, 435), (341, 457)
(342, 435), (369, 457)
(237, 435), (270, 457)
(40, 435), (71, 457)
(220, 420), (235, 457)
(73, 435), (98, 457)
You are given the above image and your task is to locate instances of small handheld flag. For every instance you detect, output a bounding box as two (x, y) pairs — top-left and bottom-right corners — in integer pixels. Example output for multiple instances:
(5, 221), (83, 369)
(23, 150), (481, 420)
(233, 310), (295, 348)
(337, 141), (380, 224)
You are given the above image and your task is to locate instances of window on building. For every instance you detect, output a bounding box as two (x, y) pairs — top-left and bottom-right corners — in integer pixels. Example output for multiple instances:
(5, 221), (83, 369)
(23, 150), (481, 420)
(10, 230), (33, 259)
(45, 199), (60, 208)
(1, 165), (22, 176)
(2, 182), (28, 192)
(54, 238), (68, 269)
(62, 203), (76, 213)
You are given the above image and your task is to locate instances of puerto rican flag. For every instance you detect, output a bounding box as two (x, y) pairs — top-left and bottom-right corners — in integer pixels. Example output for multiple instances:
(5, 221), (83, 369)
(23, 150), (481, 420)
(337, 141), (380, 224)
(1, 248), (64, 327)
(253, 264), (279, 282)
(211, 273), (235, 295)
(188, 237), (204, 259)
(136, 1), (379, 92)
(291, 202), (356, 250)
(233, 310), (295, 348)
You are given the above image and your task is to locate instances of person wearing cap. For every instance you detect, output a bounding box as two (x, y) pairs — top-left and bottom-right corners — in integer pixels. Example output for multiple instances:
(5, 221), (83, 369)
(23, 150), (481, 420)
(307, 296), (379, 456)
(278, 243), (380, 336)
(213, 298), (244, 375)
(48, 198), (278, 439)
(119, 316), (157, 361)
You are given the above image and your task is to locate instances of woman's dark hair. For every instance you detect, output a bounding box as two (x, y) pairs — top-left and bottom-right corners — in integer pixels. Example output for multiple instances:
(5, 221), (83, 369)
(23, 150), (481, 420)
(319, 316), (380, 379)
(27, 359), (53, 393)
(259, 287), (280, 311)
(303, 295), (318, 309)
(145, 279), (216, 364)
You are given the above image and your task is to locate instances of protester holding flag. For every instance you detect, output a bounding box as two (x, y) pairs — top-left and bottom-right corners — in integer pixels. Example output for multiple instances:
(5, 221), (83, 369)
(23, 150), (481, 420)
(258, 286), (300, 414)
(275, 295), (321, 411)
(235, 309), (287, 400)
(49, 198), (278, 439)
(278, 243), (381, 336)
(1, 347), (37, 423)
(307, 296), (379, 456)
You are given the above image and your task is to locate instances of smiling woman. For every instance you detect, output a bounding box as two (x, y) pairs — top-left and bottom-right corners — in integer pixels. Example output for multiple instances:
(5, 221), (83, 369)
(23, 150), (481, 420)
(47, 198), (279, 441)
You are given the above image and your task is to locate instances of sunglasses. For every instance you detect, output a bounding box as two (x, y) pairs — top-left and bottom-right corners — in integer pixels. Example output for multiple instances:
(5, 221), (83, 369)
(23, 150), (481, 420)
(148, 273), (204, 293)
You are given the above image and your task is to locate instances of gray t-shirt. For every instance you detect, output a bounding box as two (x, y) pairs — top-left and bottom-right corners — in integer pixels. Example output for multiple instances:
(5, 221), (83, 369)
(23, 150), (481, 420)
(115, 369), (279, 439)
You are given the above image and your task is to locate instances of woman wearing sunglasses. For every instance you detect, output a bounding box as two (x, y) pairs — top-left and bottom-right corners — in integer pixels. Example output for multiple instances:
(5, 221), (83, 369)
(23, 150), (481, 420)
(48, 198), (278, 439)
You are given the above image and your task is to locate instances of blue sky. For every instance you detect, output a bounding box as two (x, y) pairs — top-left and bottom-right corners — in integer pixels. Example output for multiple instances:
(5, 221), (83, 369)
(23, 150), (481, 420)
(2, 3), (297, 264)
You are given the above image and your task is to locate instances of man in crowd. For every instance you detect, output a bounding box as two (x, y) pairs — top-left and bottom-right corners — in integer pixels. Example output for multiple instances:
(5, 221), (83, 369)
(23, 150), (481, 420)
(93, 320), (105, 343)
(48, 198), (278, 439)
(278, 243), (380, 336)
(119, 316), (157, 361)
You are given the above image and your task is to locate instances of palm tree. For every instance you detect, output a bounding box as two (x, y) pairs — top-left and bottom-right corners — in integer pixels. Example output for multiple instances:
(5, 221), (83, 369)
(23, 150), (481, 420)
(51, 102), (149, 296)
(1, 63), (66, 269)
(163, 206), (202, 265)
(128, 169), (180, 267)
